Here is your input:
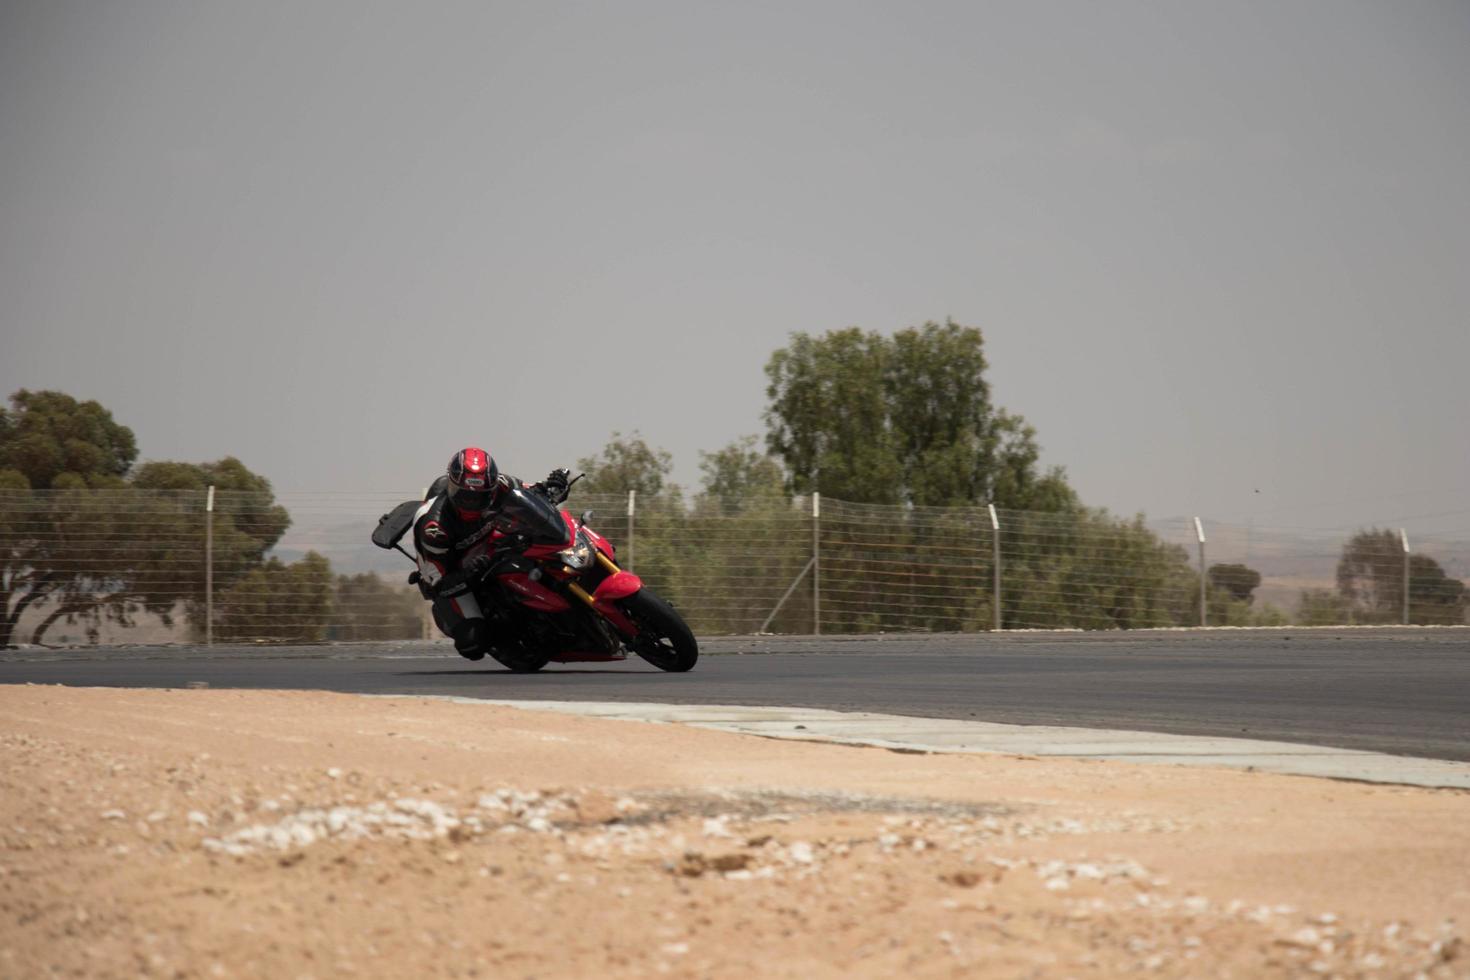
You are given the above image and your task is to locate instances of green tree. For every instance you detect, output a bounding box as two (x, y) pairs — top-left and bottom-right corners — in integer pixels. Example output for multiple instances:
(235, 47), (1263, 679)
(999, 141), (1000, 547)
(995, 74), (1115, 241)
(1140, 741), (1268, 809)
(0, 390), (303, 646)
(1298, 587), (1349, 626)
(214, 551), (333, 643)
(1333, 529), (1465, 625)
(1208, 563), (1262, 605)
(984, 414), (1079, 513)
(1, 391), (143, 645)
(576, 431), (675, 496)
(1406, 555), (1467, 624)
(128, 457), (293, 640)
(1201, 561), (1276, 625)
(329, 573), (423, 641)
(1336, 529), (1404, 623)
(995, 509), (1197, 631)
(764, 328), (903, 503)
(669, 437), (806, 633)
(1, 486), (195, 646)
(763, 321), (1076, 509)
(0, 389), (137, 489)
(698, 436), (787, 515)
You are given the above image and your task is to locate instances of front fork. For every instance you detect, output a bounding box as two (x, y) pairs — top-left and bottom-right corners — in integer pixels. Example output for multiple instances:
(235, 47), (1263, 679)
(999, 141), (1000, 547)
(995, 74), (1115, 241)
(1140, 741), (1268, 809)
(564, 552), (620, 605)
(563, 552), (640, 638)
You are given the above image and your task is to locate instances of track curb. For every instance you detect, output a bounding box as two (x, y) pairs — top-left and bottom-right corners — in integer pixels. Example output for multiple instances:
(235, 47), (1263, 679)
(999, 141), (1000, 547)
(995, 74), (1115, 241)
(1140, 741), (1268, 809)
(401, 697), (1470, 790)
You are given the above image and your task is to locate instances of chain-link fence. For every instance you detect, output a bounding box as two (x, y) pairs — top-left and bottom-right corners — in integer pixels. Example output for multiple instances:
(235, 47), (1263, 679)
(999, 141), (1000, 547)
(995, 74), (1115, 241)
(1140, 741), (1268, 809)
(2, 488), (1466, 647)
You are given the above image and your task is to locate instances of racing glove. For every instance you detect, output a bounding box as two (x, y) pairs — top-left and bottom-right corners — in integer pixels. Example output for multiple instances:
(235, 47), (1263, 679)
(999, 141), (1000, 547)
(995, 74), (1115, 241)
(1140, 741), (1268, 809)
(542, 468), (572, 503)
(436, 553), (494, 598)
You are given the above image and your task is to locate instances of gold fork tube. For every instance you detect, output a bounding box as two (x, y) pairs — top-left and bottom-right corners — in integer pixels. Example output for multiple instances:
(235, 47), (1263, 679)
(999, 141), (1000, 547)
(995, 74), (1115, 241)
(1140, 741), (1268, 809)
(566, 553), (622, 610)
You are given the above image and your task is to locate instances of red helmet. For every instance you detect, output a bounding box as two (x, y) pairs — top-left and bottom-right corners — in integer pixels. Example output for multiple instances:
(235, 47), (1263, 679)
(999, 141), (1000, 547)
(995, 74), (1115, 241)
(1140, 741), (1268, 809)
(446, 447), (499, 518)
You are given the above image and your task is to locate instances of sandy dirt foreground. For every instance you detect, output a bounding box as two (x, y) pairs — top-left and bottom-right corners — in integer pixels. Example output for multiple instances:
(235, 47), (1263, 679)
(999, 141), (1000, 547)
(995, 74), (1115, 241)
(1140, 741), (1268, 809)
(2, 686), (1467, 979)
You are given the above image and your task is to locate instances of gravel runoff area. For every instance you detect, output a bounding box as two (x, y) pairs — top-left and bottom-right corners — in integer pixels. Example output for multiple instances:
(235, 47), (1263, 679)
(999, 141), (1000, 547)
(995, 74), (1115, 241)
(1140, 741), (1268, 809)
(4, 685), (1469, 978)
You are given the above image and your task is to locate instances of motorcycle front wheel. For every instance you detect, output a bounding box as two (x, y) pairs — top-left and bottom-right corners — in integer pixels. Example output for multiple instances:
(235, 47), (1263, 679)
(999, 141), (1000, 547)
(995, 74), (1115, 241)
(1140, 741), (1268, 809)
(619, 589), (698, 673)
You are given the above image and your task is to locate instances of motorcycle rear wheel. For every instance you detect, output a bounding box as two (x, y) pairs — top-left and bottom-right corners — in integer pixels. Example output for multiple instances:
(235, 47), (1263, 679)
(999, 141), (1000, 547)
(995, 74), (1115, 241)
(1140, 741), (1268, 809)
(487, 648), (549, 673)
(619, 589), (698, 672)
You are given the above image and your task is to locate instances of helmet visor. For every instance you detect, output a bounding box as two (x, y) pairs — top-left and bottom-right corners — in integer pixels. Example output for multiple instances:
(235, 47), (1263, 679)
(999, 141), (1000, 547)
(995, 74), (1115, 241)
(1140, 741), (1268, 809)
(449, 487), (491, 512)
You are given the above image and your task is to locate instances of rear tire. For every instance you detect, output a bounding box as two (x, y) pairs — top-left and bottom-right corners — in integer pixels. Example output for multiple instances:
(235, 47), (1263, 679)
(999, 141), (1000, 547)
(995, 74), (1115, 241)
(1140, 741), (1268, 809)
(487, 647), (549, 673)
(619, 589), (698, 672)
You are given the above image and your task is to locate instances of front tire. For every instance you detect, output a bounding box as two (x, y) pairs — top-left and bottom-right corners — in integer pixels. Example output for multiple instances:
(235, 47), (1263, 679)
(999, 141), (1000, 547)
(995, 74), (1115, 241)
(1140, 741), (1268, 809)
(619, 589), (698, 672)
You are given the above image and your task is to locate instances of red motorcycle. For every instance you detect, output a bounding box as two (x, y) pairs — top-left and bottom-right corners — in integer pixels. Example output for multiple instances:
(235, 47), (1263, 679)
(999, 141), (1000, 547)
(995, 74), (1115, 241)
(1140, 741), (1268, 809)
(371, 480), (697, 672)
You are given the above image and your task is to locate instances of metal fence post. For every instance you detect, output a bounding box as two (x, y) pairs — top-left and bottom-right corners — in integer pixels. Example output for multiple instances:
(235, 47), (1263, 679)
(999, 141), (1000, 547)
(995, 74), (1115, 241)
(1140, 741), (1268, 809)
(988, 504), (1001, 631)
(627, 490), (636, 571)
(205, 485), (215, 646)
(757, 557), (815, 634)
(812, 492), (821, 636)
(1194, 517), (1207, 627)
(1400, 528), (1410, 625)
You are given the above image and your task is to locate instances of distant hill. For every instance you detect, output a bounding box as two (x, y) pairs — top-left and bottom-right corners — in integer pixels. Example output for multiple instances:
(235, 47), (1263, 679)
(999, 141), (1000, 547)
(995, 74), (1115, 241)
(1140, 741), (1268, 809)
(272, 517), (409, 576)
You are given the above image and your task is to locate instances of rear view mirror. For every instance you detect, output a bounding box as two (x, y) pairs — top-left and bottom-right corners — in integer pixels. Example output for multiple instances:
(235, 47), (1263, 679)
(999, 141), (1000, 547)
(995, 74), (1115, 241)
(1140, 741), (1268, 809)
(372, 500), (422, 550)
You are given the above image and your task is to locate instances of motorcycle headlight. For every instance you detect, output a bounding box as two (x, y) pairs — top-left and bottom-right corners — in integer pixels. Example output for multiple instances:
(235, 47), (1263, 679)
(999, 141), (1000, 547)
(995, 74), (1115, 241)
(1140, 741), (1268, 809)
(559, 532), (595, 569)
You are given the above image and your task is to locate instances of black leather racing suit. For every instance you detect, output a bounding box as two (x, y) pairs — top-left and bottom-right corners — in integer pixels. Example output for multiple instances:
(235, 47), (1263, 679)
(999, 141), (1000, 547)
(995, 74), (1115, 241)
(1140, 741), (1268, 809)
(412, 470), (568, 657)
(412, 473), (521, 656)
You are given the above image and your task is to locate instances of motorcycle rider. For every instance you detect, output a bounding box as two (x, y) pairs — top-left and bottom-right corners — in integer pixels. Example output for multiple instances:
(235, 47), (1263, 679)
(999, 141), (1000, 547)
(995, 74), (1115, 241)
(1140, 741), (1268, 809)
(412, 447), (571, 660)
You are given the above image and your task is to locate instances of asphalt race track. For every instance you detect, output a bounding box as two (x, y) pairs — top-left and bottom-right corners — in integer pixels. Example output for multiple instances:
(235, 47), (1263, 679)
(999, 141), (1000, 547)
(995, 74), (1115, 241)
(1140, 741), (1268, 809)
(4, 629), (1468, 762)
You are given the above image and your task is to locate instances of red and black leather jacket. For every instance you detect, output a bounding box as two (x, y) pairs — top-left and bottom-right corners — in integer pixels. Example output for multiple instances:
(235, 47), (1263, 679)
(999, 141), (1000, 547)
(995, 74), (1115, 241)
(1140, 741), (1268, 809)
(411, 473), (521, 598)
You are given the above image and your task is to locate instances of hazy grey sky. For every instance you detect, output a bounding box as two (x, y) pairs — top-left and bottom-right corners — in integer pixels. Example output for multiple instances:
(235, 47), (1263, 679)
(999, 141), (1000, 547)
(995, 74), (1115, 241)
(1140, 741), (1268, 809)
(3, 1), (1467, 534)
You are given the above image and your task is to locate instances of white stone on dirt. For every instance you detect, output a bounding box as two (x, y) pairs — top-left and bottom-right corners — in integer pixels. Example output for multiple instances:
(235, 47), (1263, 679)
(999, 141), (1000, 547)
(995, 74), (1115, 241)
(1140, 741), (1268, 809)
(1282, 927), (1322, 949)
(702, 817), (734, 838)
(199, 787), (582, 856)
